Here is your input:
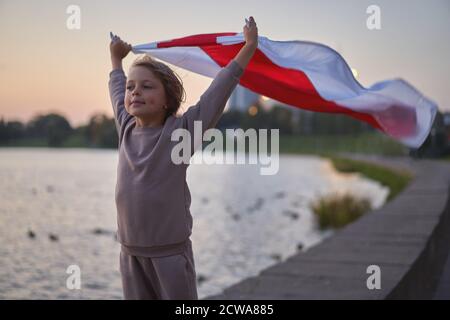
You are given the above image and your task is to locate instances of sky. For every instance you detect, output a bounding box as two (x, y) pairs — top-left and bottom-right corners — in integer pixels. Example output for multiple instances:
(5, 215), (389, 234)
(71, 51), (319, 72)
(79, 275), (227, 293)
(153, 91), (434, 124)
(0, 0), (449, 127)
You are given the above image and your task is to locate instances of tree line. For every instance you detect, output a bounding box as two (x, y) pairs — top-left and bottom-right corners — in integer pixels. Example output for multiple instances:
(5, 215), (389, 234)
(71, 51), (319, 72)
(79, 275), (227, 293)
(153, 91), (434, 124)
(0, 113), (118, 148)
(0, 104), (448, 157)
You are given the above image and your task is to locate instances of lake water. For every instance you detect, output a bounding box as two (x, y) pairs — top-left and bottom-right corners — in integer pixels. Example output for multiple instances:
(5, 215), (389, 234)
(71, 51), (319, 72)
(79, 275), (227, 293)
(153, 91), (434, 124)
(0, 148), (388, 299)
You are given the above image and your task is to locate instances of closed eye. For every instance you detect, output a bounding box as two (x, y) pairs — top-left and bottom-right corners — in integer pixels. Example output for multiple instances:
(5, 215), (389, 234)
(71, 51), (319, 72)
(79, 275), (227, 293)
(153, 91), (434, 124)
(126, 85), (153, 90)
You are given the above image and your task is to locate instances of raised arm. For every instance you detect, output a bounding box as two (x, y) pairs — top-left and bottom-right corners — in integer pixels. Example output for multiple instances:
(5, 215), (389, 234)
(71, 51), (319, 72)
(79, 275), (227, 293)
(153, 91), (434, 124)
(180, 17), (258, 147)
(234, 17), (258, 70)
(110, 33), (132, 72)
(108, 35), (133, 134)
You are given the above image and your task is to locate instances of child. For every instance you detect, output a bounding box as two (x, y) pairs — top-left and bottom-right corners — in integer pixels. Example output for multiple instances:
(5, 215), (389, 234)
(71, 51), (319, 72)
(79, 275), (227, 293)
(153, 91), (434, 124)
(109, 17), (258, 300)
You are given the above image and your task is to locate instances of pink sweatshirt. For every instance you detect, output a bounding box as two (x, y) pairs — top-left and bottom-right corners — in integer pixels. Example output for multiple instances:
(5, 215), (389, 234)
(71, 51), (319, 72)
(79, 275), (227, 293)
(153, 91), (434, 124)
(108, 59), (244, 254)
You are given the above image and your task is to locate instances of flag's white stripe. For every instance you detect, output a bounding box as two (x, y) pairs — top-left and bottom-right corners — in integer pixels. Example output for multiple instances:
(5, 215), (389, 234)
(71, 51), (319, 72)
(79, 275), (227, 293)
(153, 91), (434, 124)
(257, 37), (363, 101)
(132, 42), (158, 50)
(132, 46), (222, 78)
(216, 33), (245, 45)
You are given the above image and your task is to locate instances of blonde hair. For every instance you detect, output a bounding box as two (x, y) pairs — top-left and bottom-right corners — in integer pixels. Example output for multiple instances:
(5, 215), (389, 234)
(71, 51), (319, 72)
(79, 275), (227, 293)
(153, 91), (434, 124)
(131, 55), (186, 119)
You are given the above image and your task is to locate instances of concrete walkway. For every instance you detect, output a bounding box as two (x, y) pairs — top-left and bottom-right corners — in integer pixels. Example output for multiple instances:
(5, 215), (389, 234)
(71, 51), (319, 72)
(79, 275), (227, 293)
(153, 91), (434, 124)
(204, 154), (450, 300)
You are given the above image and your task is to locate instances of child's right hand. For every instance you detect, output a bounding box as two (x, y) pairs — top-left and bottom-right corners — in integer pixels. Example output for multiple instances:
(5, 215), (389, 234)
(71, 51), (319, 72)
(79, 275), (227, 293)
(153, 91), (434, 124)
(110, 34), (132, 61)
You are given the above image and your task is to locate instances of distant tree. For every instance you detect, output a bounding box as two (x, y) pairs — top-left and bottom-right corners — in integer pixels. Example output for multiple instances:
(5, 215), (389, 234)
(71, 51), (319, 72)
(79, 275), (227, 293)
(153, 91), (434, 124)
(268, 105), (294, 134)
(219, 105), (294, 134)
(0, 118), (26, 143)
(411, 111), (448, 158)
(85, 114), (118, 148)
(217, 110), (242, 130)
(0, 118), (5, 142)
(27, 113), (73, 147)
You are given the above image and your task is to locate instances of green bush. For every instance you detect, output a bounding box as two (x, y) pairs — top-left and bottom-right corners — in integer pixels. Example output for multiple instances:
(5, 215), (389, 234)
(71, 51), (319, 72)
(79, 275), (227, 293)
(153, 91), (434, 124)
(310, 156), (413, 230)
(310, 193), (372, 230)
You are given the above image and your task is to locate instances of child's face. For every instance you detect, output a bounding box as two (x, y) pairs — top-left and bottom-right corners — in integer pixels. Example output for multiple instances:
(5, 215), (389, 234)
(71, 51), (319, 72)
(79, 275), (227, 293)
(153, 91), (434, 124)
(125, 66), (167, 120)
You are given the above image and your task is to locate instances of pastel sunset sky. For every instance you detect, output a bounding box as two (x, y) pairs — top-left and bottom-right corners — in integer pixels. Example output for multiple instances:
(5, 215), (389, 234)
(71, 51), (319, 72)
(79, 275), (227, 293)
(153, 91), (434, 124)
(1, 0), (449, 127)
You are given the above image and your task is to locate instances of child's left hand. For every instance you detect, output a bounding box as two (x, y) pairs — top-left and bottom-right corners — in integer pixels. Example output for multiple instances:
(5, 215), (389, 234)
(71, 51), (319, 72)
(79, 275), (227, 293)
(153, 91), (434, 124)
(243, 16), (258, 48)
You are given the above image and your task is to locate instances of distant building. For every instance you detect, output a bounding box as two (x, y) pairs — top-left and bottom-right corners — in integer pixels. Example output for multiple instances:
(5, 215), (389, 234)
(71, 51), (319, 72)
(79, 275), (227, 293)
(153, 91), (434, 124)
(227, 85), (260, 112)
(259, 97), (311, 134)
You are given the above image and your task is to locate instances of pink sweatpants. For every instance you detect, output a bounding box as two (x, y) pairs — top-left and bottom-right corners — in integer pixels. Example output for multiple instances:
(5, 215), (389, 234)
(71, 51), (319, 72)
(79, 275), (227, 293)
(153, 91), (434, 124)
(119, 239), (198, 300)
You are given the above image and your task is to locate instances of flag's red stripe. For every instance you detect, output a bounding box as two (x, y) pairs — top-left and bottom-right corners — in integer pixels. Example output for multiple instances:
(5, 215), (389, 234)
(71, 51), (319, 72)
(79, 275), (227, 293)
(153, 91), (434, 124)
(200, 43), (385, 132)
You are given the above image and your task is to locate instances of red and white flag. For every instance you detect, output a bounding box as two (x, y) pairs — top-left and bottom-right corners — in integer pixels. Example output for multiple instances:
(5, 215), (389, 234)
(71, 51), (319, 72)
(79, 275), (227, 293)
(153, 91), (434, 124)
(131, 32), (438, 148)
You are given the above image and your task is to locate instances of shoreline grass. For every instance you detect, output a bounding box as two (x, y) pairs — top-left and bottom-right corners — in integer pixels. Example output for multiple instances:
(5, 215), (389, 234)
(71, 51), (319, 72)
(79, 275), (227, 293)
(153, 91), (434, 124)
(325, 155), (413, 201)
(278, 133), (409, 157)
(310, 155), (413, 229)
(310, 193), (372, 230)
